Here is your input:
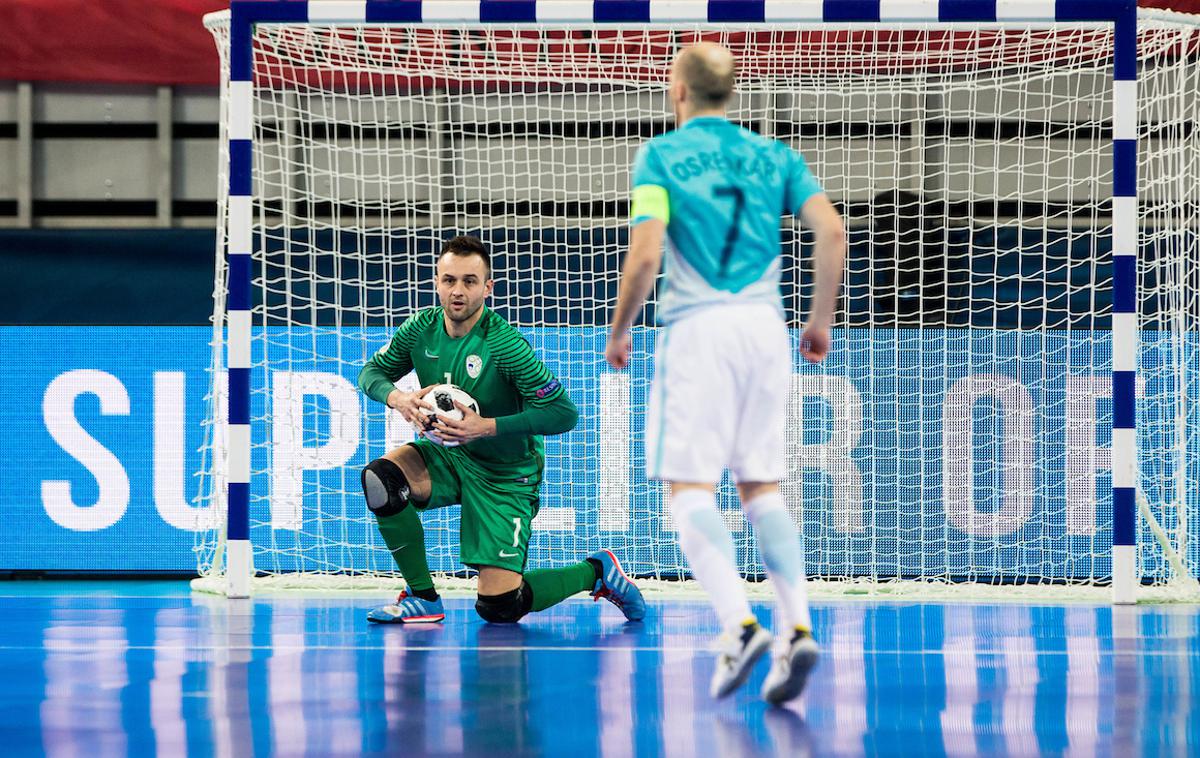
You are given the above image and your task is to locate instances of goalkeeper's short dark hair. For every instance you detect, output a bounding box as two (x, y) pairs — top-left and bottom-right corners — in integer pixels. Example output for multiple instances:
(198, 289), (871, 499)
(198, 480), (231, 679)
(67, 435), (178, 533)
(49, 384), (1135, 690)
(440, 235), (491, 276)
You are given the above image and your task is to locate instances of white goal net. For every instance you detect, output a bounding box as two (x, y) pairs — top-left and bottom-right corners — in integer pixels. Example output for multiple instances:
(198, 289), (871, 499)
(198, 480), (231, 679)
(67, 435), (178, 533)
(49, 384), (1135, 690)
(195, 11), (1200, 600)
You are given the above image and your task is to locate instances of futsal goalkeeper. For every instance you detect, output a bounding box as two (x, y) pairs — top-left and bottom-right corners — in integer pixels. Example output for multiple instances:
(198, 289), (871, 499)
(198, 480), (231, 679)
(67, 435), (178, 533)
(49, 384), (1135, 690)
(359, 235), (645, 625)
(605, 43), (846, 704)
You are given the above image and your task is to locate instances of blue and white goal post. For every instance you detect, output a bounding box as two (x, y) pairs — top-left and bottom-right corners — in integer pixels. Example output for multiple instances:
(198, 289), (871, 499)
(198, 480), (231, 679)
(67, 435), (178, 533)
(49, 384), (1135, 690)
(197, 1), (1200, 603)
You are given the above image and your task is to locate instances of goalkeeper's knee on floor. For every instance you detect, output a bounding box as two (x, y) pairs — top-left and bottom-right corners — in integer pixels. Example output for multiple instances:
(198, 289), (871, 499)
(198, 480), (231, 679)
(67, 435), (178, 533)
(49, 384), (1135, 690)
(475, 582), (534, 624)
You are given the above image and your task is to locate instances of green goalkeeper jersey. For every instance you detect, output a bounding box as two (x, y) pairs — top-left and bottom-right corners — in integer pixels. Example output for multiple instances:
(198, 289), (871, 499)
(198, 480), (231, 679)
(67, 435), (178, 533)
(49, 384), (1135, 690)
(357, 306), (578, 481)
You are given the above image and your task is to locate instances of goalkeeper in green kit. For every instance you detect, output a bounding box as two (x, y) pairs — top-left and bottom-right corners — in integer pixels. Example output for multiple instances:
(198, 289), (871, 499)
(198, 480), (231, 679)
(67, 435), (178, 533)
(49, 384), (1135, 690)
(357, 235), (645, 624)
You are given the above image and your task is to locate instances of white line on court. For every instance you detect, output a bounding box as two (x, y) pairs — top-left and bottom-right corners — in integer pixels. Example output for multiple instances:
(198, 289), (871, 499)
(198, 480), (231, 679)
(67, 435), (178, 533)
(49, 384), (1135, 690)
(0, 645), (1188, 656)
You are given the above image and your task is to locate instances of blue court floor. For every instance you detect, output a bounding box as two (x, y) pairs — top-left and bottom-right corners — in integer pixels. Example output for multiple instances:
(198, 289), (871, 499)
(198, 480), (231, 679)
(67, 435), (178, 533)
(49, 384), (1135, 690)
(0, 581), (1197, 757)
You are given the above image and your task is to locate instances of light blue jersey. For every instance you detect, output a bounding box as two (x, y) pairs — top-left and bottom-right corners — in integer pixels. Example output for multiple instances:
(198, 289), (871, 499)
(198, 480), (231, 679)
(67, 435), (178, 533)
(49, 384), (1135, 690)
(629, 116), (824, 324)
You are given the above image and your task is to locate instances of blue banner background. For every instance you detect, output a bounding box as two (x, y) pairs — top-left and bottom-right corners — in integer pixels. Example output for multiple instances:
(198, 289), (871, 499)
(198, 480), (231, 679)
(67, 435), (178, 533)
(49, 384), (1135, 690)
(3, 324), (1189, 579)
(3, 327), (212, 570)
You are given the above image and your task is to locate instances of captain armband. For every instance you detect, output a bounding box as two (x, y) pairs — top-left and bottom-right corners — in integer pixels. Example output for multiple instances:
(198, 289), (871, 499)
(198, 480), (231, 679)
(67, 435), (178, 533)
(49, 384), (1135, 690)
(630, 184), (669, 225)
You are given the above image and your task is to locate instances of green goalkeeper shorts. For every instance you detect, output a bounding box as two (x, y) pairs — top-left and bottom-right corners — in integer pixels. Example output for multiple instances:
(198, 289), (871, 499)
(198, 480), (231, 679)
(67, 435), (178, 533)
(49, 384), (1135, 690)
(409, 439), (540, 573)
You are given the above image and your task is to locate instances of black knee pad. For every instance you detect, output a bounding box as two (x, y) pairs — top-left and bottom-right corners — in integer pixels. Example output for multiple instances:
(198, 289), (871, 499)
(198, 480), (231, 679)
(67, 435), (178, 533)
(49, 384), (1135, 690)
(361, 458), (410, 518)
(475, 582), (533, 624)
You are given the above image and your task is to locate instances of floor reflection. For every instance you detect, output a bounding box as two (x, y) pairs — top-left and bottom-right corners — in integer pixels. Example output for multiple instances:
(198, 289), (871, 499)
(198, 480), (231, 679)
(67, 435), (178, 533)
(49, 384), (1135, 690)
(0, 582), (1195, 757)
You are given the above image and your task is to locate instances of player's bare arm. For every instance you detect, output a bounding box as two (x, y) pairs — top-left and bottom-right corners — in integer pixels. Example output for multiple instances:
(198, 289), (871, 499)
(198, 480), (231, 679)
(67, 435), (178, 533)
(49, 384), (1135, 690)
(798, 193), (846, 364)
(606, 218), (666, 369)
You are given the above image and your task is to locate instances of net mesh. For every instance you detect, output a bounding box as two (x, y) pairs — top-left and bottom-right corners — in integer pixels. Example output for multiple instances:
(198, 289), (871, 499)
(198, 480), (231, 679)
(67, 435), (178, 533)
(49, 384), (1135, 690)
(195, 14), (1200, 599)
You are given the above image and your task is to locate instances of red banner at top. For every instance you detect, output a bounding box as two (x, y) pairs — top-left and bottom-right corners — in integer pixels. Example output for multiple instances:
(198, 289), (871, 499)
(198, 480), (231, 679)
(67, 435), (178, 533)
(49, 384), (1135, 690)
(0, 0), (227, 85)
(0, 0), (1195, 86)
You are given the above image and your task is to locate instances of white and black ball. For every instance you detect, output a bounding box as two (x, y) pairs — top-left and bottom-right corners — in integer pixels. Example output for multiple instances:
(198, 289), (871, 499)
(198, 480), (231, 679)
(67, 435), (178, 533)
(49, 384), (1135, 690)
(417, 384), (479, 447)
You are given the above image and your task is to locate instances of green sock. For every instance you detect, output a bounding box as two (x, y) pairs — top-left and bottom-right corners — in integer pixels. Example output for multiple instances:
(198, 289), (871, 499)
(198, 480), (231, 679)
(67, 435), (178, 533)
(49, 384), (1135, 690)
(525, 560), (598, 612)
(375, 508), (435, 594)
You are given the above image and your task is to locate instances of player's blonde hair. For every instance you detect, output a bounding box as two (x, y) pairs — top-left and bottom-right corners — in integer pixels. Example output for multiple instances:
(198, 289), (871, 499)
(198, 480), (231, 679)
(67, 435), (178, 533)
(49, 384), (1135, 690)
(673, 43), (736, 109)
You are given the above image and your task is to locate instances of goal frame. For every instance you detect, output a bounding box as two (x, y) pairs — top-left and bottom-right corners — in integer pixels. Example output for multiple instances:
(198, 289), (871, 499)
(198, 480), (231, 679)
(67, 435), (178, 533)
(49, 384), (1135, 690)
(217, 0), (1140, 602)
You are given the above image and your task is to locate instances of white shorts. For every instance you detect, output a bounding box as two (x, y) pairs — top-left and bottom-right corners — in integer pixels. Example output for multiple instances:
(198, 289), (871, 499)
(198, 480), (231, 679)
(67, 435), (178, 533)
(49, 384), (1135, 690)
(645, 303), (791, 484)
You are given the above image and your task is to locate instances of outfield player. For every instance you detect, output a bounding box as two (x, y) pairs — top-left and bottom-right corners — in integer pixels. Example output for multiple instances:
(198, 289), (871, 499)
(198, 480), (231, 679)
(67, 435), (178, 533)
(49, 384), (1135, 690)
(605, 44), (846, 704)
(360, 235), (645, 625)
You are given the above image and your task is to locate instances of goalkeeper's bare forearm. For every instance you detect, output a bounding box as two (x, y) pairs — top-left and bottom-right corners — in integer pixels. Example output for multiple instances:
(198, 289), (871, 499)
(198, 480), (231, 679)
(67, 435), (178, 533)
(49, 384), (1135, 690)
(607, 219), (665, 369)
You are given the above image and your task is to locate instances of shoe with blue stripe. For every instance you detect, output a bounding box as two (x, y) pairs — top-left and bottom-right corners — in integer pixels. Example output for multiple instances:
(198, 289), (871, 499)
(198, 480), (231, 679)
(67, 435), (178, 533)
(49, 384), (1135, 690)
(588, 549), (646, 622)
(367, 589), (445, 624)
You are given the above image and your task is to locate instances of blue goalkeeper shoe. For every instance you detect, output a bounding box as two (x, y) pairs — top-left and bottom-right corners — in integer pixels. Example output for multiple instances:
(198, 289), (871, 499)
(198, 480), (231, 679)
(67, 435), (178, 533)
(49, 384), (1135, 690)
(588, 549), (646, 622)
(366, 590), (445, 624)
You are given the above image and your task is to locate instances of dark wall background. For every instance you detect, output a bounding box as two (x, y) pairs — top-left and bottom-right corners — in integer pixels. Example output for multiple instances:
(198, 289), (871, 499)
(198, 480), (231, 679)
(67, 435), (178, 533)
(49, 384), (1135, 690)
(0, 225), (1126, 330)
(0, 229), (217, 325)
(5, 225), (1195, 329)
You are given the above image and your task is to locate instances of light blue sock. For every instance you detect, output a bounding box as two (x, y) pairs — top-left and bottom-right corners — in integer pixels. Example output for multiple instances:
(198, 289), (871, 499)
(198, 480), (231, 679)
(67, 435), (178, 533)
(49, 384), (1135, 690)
(671, 488), (754, 634)
(745, 491), (812, 631)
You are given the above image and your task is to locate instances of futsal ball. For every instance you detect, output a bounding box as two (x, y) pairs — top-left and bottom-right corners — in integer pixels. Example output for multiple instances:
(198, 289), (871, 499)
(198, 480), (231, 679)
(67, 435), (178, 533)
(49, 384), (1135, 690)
(418, 384), (480, 447)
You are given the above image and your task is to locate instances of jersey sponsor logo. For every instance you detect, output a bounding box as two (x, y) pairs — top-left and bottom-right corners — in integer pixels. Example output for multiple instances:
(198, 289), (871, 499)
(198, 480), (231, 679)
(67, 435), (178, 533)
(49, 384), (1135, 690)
(465, 354), (482, 378)
(534, 378), (561, 399)
(499, 549), (519, 558)
(424, 348), (439, 359)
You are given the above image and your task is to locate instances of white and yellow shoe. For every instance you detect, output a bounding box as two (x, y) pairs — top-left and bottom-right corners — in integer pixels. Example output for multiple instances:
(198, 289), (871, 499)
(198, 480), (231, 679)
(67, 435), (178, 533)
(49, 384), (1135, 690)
(761, 627), (820, 706)
(709, 619), (772, 699)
